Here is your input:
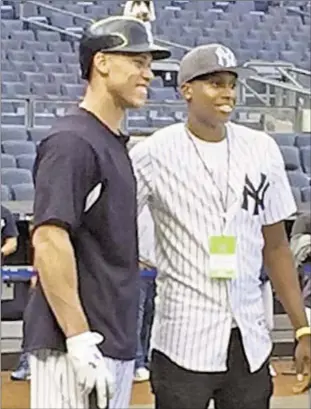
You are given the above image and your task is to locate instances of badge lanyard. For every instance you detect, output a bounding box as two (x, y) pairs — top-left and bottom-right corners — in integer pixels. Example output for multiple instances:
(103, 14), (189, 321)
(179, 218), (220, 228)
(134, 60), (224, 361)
(186, 126), (231, 234)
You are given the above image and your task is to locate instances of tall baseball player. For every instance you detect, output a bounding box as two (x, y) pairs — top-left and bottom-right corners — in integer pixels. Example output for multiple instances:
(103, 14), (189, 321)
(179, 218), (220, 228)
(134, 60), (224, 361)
(22, 16), (170, 409)
(130, 44), (311, 408)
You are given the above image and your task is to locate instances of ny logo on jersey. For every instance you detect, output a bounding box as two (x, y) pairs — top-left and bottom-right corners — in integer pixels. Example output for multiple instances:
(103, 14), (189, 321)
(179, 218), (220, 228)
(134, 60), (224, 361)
(215, 46), (237, 68)
(241, 173), (270, 216)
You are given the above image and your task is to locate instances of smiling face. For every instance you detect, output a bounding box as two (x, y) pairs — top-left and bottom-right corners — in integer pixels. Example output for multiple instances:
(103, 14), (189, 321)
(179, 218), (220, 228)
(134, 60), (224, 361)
(180, 71), (238, 126)
(92, 52), (154, 109)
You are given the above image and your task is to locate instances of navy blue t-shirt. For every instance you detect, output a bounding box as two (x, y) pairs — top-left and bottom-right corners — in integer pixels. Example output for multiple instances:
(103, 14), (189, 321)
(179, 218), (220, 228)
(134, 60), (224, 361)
(23, 108), (140, 360)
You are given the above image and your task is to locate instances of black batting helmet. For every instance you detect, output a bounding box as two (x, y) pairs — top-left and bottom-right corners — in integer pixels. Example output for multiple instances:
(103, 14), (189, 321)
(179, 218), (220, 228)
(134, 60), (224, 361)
(79, 16), (171, 80)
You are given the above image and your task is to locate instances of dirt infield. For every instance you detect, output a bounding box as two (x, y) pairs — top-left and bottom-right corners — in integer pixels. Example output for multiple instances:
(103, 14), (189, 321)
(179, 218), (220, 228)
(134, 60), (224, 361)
(0, 361), (305, 409)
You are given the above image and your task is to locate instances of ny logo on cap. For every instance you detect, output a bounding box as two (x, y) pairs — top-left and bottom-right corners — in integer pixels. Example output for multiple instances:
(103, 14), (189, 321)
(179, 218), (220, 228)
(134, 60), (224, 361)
(215, 46), (237, 68)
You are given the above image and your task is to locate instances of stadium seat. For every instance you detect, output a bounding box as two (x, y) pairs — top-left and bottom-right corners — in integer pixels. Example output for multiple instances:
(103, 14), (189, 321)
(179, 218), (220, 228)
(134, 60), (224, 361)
(21, 72), (48, 84)
(2, 71), (20, 82)
(1, 168), (33, 188)
(33, 51), (59, 64)
(10, 61), (38, 73)
(300, 147), (311, 175)
(61, 83), (85, 98)
(30, 82), (61, 98)
(12, 183), (35, 201)
(301, 187), (311, 203)
(148, 87), (177, 101)
(296, 133), (311, 148)
(16, 154), (36, 171)
(1, 184), (11, 201)
(7, 50), (33, 62)
(36, 30), (61, 42)
(49, 72), (77, 85)
(1, 153), (16, 168)
(286, 171), (310, 188)
(1, 127), (28, 141)
(272, 133), (296, 146)
(279, 146), (301, 171)
(2, 140), (36, 156)
(37, 62), (66, 73)
(1, 39), (22, 50)
(10, 30), (35, 42)
(47, 41), (72, 53)
(28, 128), (47, 144)
(22, 40), (47, 51)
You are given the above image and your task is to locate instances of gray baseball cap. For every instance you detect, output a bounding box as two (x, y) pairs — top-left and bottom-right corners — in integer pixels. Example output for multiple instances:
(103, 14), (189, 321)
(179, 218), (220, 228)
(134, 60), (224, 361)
(178, 43), (255, 86)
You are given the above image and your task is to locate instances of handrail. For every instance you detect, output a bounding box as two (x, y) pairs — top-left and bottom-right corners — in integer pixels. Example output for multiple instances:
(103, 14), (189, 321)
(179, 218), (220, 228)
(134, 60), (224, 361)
(21, 17), (81, 39)
(247, 75), (311, 96)
(155, 37), (191, 51)
(21, 0), (93, 23)
(286, 6), (311, 19)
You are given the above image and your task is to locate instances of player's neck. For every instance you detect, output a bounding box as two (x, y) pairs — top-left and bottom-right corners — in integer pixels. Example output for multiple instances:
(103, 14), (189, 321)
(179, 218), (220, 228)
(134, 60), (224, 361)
(80, 87), (124, 135)
(186, 118), (226, 143)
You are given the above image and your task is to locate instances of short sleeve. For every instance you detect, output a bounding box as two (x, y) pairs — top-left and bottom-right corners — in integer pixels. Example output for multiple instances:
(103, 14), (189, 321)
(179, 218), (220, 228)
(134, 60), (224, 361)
(263, 137), (297, 225)
(1, 206), (18, 239)
(33, 132), (97, 232)
(129, 140), (154, 214)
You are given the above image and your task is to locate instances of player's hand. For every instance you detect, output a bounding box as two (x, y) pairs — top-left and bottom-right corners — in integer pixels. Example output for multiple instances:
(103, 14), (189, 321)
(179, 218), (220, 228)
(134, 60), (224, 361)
(66, 331), (115, 405)
(293, 335), (311, 394)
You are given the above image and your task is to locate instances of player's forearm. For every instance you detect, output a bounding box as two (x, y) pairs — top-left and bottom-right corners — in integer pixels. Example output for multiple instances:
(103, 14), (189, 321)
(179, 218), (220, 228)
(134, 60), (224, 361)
(264, 243), (309, 330)
(1, 237), (18, 256)
(33, 227), (89, 338)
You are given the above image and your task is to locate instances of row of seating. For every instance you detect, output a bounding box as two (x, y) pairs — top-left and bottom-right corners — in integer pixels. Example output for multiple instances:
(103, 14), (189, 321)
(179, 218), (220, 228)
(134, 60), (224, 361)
(2, 170), (310, 203)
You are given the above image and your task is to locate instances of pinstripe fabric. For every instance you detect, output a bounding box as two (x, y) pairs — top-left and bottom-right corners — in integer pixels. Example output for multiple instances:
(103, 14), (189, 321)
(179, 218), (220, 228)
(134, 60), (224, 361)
(138, 205), (155, 265)
(30, 349), (134, 409)
(129, 122), (297, 373)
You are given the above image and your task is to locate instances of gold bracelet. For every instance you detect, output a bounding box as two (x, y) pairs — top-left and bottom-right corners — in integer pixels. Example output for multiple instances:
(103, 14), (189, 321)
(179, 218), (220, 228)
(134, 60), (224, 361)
(296, 326), (311, 340)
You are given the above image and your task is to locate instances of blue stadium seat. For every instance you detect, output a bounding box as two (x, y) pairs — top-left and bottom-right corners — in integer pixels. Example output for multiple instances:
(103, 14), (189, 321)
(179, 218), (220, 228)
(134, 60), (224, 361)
(151, 77), (164, 88)
(1, 153), (16, 168)
(1, 168), (33, 188)
(296, 134), (311, 148)
(7, 50), (33, 62)
(49, 72), (77, 85)
(16, 154), (36, 171)
(1, 127), (28, 141)
(37, 62), (66, 73)
(59, 52), (78, 64)
(286, 171), (310, 188)
(301, 147), (311, 175)
(61, 83), (85, 98)
(272, 133), (296, 146)
(30, 82), (61, 98)
(33, 51), (59, 64)
(22, 40), (47, 51)
(1, 39), (22, 50)
(10, 30), (35, 41)
(36, 30), (61, 42)
(48, 41), (72, 53)
(49, 13), (75, 28)
(148, 87), (177, 101)
(2, 140), (36, 156)
(11, 61), (37, 73)
(301, 186), (311, 203)
(28, 128), (47, 144)
(12, 183), (35, 201)
(21, 72), (48, 84)
(1, 184), (11, 201)
(1, 19), (23, 32)
(1, 81), (30, 97)
(279, 146), (301, 171)
(2, 71), (20, 82)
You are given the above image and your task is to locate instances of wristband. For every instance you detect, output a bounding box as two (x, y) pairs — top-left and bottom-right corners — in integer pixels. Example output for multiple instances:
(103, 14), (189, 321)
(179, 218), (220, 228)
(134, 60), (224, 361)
(295, 326), (311, 340)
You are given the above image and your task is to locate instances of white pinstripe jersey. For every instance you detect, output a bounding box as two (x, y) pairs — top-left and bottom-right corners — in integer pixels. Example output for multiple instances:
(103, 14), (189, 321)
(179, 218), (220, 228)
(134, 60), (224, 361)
(129, 121), (297, 373)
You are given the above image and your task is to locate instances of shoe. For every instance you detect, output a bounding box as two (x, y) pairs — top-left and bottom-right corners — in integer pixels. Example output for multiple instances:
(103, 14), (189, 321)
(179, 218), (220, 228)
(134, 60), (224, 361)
(11, 353), (30, 381)
(134, 367), (150, 383)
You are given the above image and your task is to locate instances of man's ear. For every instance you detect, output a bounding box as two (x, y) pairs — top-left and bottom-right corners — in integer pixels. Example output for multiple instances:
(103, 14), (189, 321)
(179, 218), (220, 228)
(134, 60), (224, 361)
(180, 83), (192, 102)
(93, 52), (109, 76)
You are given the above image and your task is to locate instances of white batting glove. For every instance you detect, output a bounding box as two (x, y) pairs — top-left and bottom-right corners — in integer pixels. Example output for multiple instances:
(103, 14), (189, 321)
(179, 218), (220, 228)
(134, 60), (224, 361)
(66, 331), (115, 407)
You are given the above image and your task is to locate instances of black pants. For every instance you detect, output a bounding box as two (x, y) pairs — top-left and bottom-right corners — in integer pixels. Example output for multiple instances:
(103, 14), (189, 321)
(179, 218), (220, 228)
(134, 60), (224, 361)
(150, 329), (273, 409)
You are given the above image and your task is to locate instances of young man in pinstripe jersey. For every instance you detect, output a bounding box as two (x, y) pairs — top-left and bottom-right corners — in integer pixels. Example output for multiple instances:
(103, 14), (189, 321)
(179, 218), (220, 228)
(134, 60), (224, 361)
(130, 44), (311, 408)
